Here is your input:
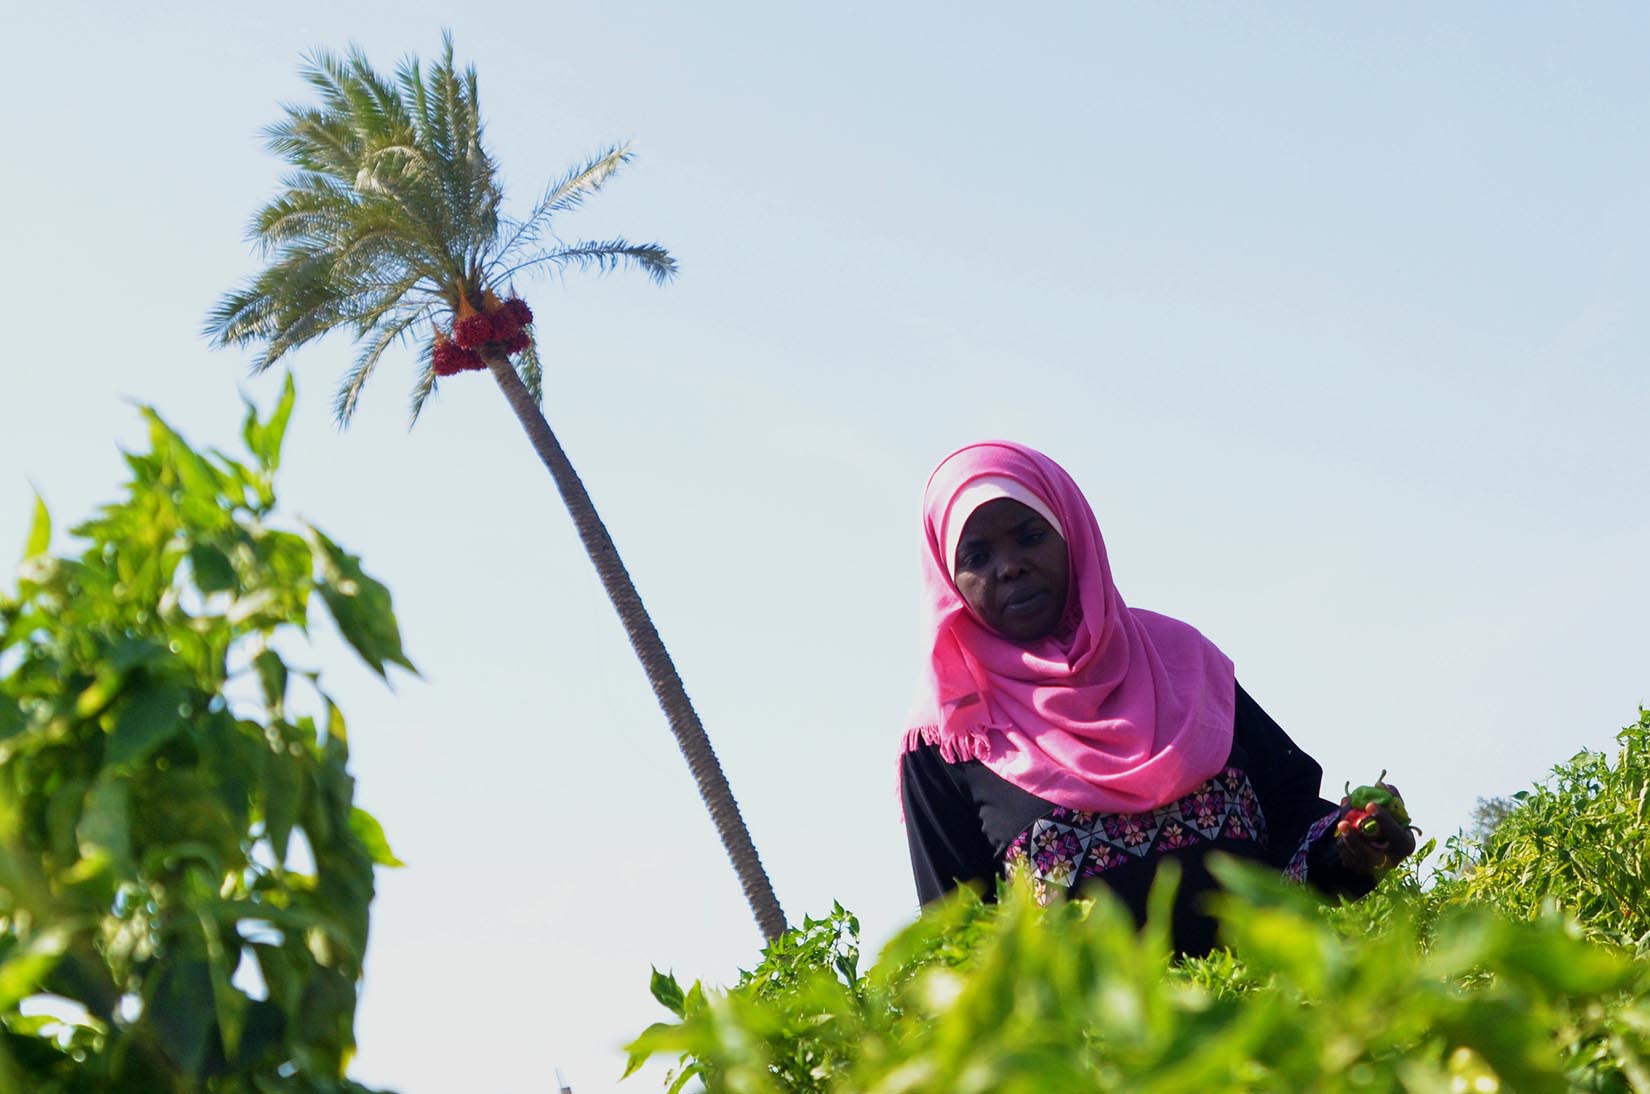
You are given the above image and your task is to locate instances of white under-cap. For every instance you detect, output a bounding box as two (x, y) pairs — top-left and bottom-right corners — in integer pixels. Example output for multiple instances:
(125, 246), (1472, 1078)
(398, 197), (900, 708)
(942, 475), (1065, 579)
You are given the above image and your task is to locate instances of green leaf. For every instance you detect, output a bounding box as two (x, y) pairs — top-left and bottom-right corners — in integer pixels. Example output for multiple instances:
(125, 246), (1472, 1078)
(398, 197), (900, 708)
(665, 1063), (703, 1094)
(190, 542), (238, 595)
(106, 637), (167, 676)
(348, 807), (404, 867)
(1495, 920), (1633, 994)
(106, 685), (185, 767)
(200, 911), (248, 1063)
(150, 958), (215, 1078)
(0, 929), (70, 1010)
(261, 740), (304, 865)
(254, 649), (289, 713)
(146, 408), (226, 509)
(326, 698), (348, 747)
(650, 967), (686, 1016)
(243, 373), (297, 473)
(0, 700), (23, 743)
(623, 1022), (690, 1079)
(306, 524), (416, 678)
(22, 494), (49, 560)
(46, 778), (90, 862)
(76, 778), (132, 871)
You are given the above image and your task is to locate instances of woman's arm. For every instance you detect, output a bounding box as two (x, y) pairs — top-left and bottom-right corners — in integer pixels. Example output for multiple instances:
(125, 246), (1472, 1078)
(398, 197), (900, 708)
(1234, 683), (1377, 900)
(900, 743), (999, 906)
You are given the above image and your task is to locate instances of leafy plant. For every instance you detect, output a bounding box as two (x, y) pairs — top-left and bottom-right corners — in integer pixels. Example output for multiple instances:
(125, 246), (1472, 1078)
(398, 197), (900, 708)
(0, 377), (406, 1092)
(629, 709), (1650, 1092)
(205, 31), (786, 942)
(1438, 709), (1650, 953)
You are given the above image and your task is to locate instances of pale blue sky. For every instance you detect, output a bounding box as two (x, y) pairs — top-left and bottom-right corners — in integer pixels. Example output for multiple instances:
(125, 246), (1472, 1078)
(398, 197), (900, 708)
(3, 4), (1647, 1091)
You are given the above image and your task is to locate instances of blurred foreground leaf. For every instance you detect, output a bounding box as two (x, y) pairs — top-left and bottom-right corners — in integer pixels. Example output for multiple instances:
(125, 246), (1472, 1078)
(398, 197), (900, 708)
(0, 378), (403, 1091)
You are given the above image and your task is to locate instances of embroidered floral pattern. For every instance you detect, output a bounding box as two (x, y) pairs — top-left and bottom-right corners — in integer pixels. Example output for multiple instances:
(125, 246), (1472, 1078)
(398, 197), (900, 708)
(1030, 825), (1085, 887)
(1002, 766), (1270, 904)
(1103, 812), (1163, 854)
(1154, 821), (1199, 852)
(1084, 844), (1130, 876)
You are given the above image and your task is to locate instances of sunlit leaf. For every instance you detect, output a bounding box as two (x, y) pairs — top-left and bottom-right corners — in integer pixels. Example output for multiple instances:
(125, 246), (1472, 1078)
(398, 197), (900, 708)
(0, 929), (70, 1010)
(650, 967), (686, 1017)
(242, 372), (297, 476)
(306, 524), (415, 678)
(23, 495), (49, 560)
(348, 807), (404, 868)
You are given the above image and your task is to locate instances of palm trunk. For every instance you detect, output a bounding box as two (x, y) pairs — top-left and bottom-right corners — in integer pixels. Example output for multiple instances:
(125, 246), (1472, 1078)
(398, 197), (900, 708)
(482, 351), (788, 941)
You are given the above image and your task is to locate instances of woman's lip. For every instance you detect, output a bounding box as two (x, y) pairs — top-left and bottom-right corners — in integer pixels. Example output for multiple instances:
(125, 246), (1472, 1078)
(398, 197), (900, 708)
(1001, 590), (1049, 615)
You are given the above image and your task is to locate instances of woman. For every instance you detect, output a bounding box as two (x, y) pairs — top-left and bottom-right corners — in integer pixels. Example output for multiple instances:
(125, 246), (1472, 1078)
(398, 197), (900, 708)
(899, 440), (1413, 954)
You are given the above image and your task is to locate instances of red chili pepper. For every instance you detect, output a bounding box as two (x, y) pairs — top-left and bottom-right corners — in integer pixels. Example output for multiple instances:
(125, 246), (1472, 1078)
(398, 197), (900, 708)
(1333, 804), (1383, 840)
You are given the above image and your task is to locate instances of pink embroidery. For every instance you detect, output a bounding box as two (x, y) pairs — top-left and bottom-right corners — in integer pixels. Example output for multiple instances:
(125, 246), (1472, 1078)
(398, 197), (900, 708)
(1002, 766), (1271, 904)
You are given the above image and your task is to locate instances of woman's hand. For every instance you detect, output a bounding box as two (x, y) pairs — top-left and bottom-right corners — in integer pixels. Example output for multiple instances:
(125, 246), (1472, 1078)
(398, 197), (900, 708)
(1334, 799), (1417, 874)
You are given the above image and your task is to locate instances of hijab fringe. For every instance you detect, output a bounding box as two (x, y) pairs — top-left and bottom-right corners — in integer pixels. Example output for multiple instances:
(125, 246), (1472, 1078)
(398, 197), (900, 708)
(901, 721), (995, 764)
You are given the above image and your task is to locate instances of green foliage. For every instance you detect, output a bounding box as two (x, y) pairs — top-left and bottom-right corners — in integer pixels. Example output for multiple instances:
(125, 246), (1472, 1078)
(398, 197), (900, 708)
(629, 710), (1650, 1093)
(0, 377), (407, 1092)
(1437, 709), (1650, 953)
(205, 31), (677, 424)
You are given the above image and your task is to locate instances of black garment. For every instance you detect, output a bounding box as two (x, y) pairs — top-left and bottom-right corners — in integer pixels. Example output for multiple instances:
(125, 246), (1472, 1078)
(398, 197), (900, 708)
(900, 682), (1373, 954)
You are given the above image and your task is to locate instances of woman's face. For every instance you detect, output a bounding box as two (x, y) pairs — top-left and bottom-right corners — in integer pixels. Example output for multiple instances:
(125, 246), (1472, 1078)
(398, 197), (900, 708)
(952, 497), (1070, 642)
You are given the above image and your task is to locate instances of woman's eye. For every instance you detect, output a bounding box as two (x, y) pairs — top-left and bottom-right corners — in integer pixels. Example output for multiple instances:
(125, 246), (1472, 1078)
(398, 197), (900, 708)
(1022, 531), (1046, 546)
(958, 551), (988, 570)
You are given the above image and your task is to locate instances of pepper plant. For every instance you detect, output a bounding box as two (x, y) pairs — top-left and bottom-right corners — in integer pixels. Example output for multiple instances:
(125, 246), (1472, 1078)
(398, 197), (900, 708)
(0, 377), (406, 1091)
(1438, 709), (1650, 952)
(630, 709), (1650, 1092)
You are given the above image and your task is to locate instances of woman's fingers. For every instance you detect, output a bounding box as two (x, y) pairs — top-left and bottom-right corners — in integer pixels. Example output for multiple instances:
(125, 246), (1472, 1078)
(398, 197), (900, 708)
(1332, 803), (1416, 874)
(1366, 803), (1417, 859)
(1335, 832), (1386, 872)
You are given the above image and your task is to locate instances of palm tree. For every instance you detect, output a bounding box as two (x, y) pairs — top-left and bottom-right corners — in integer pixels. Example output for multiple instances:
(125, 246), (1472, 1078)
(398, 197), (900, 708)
(205, 34), (787, 941)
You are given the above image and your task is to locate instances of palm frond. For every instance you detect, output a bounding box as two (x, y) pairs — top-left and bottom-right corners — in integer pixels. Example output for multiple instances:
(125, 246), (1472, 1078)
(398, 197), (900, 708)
(204, 283), (277, 348)
(250, 173), (357, 249)
(422, 36), (499, 267)
(397, 55), (438, 157)
(515, 332), (543, 405)
(346, 271), (435, 335)
(253, 282), (356, 372)
(489, 143), (633, 269)
(208, 247), (348, 362)
(495, 239), (678, 286)
(264, 107), (359, 182)
(408, 342), (439, 428)
(354, 144), (432, 193)
(350, 45), (416, 138)
(297, 48), (356, 116)
(240, 254), (414, 371)
(334, 305), (431, 425)
(541, 143), (634, 218)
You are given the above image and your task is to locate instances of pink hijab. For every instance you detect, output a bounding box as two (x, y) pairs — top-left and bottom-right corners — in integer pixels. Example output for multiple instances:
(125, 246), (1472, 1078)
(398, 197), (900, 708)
(901, 441), (1236, 814)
